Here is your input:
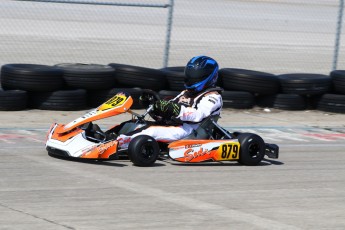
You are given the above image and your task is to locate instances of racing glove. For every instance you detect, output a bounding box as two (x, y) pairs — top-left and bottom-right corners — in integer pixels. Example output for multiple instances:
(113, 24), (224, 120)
(153, 100), (181, 119)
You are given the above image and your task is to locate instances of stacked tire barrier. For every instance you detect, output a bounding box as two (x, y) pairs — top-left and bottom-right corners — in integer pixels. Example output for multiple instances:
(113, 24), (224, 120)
(218, 68), (345, 113)
(0, 63), (344, 113)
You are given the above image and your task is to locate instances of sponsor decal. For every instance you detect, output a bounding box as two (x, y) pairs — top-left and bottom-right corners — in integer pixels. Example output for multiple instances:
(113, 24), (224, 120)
(185, 144), (201, 149)
(81, 141), (117, 157)
(182, 111), (194, 117)
(208, 99), (216, 104)
(117, 136), (131, 147)
(184, 147), (211, 162)
(81, 110), (97, 118)
(97, 141), (116, 154)
(81, 146), (96, 156)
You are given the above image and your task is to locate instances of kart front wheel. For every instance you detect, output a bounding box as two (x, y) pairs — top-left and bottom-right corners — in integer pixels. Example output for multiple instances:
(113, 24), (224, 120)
(237, 133), (265, 166)
(128, 135), (159, 167)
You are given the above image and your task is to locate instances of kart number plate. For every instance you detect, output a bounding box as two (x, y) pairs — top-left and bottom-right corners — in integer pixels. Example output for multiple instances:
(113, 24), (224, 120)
(98, 94), (127, 111)
(216, 142), (240, 160)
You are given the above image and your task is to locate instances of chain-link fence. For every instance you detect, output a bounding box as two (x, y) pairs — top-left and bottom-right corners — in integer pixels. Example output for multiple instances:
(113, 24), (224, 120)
(0, 0), (344, 74)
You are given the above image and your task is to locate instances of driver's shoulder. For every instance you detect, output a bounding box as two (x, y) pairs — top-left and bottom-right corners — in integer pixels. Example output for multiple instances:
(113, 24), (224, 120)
(202, 87), (223, 97)
(204, 91), (220, 96)
(200, 91), (222, 106)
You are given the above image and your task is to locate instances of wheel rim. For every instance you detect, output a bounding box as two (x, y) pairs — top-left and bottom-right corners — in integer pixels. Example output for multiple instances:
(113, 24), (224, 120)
(140, 143), (155, 160)
(248, 142), (261, 159)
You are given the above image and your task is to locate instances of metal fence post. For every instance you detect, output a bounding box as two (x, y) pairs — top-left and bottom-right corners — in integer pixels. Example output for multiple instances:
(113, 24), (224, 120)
(333, 0), (344, 71)
(163, 0), (174, 68)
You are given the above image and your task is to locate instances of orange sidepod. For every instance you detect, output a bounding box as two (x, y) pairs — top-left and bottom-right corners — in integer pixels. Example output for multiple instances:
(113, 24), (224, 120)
(99, 140), (118, 159)
(168, 140), (215, 148)
(80, 140), (118, 159)
(169, 139), (240, 163)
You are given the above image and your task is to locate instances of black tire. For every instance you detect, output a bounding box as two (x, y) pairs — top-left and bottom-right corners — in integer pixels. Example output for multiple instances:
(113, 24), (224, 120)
(330, 70), (345, 94)
(278, 73), (331, 95)
(108, 63), (167, 90)
(0, 89), (28, 111)
(256, 94), (307, 110)
(160, 66), (186, 91)
(1, 64), (64, 92)
(314, 93), (345, 113)
(219, 68), (279, 95)
(128, 135), (159, 167)
(158, 90), (180, 101)
(88, 87), (143, 109)
(56, 63), (117, 90)
(160, 66), (185, 72)
(237, 133), (265, 166)
(29, 89), (87, 111)
(222, 91), (255, 109)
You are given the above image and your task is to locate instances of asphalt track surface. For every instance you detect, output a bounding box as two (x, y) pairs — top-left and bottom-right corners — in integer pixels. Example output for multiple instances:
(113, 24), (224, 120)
(0, 109), (345, 229)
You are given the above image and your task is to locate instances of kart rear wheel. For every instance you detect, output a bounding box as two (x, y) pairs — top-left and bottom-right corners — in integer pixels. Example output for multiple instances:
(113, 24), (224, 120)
(237, 133), (265, 166)
(128, 135), (159, 167)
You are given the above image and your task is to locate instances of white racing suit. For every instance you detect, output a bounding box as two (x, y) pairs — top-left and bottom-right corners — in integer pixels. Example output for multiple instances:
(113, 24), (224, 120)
(117, 87), (223, 148)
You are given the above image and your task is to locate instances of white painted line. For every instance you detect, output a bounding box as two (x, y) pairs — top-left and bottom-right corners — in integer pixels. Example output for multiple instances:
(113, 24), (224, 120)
(26, 137), (45, 143)
(0, 139), (15, 144)
(278, 143), (345, 148)
(17, 130), (35, 135)
(261, 136), (282, 142)
(0, 140), (15, 144)
(262, 129), (309, 142)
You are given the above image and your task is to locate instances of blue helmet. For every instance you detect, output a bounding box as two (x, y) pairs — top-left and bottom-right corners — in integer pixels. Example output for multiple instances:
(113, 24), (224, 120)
(184, 55), (219, 92)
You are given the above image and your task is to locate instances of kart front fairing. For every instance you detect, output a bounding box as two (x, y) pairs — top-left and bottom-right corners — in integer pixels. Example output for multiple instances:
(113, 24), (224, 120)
(47, 124), (112, 159)
(45, 92), (143, 159)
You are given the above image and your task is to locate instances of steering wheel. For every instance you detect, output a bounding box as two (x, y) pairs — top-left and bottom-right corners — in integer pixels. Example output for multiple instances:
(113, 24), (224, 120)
(140, 89), (161, 106)
(140, 89), (172, 123)
(140, 89), (182, 125)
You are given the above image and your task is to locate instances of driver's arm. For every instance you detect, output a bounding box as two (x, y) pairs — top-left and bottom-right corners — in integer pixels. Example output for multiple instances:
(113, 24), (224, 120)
(176, 93), (222, 123)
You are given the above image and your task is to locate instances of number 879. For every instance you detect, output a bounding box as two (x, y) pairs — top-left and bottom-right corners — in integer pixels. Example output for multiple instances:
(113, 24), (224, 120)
(219, 143), (240, 160)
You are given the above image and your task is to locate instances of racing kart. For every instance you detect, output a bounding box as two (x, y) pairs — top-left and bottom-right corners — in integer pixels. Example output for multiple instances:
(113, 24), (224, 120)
(46, 90), (279, 166)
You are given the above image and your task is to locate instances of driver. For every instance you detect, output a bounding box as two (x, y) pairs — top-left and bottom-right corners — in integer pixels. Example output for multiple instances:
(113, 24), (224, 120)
(116, 55), (223, 149)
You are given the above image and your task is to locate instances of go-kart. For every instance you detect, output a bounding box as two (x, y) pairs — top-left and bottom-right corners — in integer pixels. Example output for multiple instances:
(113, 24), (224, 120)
(45, 90), (279, 166)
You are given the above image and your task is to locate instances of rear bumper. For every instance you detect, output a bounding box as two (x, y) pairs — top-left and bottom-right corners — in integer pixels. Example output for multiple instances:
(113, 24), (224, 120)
(265, 143), (279, 159)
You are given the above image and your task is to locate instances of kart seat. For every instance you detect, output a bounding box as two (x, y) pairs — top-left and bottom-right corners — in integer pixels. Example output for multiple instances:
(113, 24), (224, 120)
(182, 115), (220, 140)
